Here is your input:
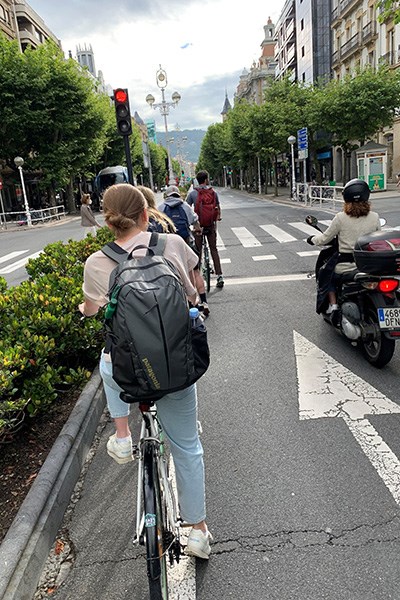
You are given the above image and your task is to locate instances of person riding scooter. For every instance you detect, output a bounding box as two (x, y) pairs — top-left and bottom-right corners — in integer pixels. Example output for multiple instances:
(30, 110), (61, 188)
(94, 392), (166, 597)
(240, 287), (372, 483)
(307, 178), (381, 316)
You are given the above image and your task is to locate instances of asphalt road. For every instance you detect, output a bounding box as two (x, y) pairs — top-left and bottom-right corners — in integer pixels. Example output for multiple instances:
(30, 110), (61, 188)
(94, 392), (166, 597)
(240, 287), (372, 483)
(3, 189), (400, 599)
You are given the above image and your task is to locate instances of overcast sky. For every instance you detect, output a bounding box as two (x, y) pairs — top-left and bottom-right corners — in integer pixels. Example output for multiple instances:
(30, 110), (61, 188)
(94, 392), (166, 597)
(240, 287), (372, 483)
(28, 0), (283, 132)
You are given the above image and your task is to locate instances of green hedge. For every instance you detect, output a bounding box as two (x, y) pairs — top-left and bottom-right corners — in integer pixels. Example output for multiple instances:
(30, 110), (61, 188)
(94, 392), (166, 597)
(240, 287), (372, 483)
(0, 228), (114, 440)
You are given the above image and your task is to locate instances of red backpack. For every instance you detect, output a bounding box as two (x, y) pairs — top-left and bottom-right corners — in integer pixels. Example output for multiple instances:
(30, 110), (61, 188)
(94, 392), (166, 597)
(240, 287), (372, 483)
(194, 187), (218, 227)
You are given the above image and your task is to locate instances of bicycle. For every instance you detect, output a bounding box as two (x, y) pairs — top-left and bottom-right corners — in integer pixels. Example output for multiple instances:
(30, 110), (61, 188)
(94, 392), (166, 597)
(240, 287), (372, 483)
(133, 402), (181, 599)
(200, 230), (213, 293)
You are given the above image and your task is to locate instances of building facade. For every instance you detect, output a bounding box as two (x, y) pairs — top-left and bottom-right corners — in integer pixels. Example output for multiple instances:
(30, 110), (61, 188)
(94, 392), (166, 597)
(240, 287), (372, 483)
(236, 18), (277, 104)
(14, 0), (60, 51)
(0, 0), (17, 41)
(275, 0), (297, 81)
(296, 0), (331, 84)
(331, 0), (400, 182)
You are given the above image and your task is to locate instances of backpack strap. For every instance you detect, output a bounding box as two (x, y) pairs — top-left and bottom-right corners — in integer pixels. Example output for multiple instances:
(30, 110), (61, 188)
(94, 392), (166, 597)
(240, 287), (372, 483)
(101, 242), (129, 264)
(101, 233), (168, 263)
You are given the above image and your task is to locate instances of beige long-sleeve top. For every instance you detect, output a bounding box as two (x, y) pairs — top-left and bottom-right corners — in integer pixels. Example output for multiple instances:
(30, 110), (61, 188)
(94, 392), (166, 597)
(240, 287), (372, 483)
(80, 203), (100, 227)
(311, 210), (381, 273)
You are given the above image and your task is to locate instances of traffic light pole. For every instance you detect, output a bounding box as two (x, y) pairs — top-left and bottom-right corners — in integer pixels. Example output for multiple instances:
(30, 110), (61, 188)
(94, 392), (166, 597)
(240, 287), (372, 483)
(123, 136), (134, 185)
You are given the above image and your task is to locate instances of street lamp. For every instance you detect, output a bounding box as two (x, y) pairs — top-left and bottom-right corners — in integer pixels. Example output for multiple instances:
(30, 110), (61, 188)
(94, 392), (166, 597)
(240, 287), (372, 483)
(14, 156), (32, 227)
(146, 65), (181, 185)
(287, 135), (296, 201)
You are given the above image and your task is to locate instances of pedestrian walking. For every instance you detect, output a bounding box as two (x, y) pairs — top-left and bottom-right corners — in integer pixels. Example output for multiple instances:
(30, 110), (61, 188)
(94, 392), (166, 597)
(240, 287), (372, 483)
(80, 193), (101, 236)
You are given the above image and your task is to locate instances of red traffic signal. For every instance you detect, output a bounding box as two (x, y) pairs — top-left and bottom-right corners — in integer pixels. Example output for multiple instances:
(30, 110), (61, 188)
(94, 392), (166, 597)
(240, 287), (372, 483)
(113, 88), (132, 136)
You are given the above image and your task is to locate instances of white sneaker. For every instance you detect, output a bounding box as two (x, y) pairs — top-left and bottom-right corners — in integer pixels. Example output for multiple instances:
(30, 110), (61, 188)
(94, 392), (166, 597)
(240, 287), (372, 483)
(185, 528), (213, 559)
(326, 304), (339, 315)
(106, 434), (133, 464)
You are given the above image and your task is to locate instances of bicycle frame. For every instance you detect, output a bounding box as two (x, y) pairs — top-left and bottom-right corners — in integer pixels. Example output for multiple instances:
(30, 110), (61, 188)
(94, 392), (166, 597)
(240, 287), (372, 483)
(133, 404), (180, 552)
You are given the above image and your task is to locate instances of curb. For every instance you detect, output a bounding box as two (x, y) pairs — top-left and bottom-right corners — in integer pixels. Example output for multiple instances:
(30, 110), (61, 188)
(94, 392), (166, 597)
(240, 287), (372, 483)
(0, 370), (105, 600)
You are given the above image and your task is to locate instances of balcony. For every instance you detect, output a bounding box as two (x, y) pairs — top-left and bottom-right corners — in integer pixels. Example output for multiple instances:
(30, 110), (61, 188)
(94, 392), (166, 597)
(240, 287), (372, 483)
(287, 44), (296, 65)
(332, 0), (362, 23)
(285, 19), (295, 42)
(332, 50), (340, 67)
(379, 50), (400, 68)
(340, 31), (361, 61)
(339, 0), (361, 20)
(362, 21), (377, 45)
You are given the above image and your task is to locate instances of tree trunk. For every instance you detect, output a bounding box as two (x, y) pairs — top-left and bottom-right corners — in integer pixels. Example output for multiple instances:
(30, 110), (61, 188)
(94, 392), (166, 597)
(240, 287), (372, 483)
(65, 176), (76, 214)
(274, 154), (279, 196)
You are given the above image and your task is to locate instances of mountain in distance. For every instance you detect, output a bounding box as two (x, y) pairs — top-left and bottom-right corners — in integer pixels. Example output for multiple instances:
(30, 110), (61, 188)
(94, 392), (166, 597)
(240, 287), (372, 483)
(156, 129), (206, 164)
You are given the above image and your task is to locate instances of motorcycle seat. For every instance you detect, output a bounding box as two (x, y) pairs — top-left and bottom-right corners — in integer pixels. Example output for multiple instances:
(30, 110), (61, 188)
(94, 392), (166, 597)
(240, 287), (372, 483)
(337, 268), (359, 283)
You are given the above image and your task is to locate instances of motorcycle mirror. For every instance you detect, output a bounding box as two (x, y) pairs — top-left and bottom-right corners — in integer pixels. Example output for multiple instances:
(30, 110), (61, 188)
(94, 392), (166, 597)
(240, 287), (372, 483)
(379, 217), (386, 227)
(305, 215), (318, 226)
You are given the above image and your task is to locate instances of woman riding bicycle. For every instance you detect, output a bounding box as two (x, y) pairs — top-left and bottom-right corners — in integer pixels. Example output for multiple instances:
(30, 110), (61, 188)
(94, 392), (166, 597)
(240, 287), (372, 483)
(79, 183), (212, 559)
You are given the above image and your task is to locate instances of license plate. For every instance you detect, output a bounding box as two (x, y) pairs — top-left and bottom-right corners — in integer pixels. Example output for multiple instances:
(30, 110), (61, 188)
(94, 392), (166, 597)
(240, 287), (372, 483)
(377, 307), (400, 329)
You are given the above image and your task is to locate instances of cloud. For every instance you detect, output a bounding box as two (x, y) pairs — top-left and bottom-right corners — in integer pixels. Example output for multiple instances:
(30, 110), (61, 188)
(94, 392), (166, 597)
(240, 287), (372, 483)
(27, 0), (283, 129)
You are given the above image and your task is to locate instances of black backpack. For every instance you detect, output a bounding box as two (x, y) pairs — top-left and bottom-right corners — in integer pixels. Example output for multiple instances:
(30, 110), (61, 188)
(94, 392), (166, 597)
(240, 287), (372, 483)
(163, 203), (191, 240)
(102, 233), (209, 402)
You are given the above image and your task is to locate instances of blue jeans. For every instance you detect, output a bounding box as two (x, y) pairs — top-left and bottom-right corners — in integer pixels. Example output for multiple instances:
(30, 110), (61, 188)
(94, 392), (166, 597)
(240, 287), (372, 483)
(99, 352), (206, 524)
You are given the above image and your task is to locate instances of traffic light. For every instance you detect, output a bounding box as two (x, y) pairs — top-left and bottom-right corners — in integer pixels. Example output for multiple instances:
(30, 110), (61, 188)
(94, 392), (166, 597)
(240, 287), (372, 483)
(113, 88), (132, 136)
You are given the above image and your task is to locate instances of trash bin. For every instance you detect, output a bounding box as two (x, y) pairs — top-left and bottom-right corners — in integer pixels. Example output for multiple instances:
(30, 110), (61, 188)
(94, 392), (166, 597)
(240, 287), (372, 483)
(329, 180), (336, 186)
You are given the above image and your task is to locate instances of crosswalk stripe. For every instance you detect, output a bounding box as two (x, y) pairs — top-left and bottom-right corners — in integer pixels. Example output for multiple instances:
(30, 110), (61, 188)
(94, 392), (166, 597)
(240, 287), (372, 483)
(232, 227), (262, 247)
(252, 255), (277, 261)
(0, 250), (28, 265)
(220, 258), (231, 264)
(0, 251), (41, 274)
(297, 250), (320, 257)
(259, 224), (297, 243)
(319, 220), (333, 227)
(289, 222), (319, 235)
(216, 232), (226, 251)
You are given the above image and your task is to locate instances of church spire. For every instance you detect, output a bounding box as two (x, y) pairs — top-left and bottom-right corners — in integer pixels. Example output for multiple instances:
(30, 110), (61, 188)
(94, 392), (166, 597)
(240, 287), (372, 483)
(221, 90), (232, 121)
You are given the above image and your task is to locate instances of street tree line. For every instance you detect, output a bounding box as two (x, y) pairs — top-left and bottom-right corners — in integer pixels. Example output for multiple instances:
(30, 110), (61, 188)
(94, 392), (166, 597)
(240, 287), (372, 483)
(197, 67), (400, 192)
(0, 35), (170, 212)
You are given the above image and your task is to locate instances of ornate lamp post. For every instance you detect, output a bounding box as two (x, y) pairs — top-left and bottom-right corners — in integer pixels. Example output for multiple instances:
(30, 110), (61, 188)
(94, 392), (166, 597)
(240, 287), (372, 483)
(14, 156), (32, 226)
(146, 66), (181, 185)
(287, 135), (297, 200)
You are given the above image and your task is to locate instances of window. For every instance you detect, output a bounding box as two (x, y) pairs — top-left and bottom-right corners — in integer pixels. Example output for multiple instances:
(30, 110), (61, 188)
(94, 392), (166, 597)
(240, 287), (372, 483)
(302, 46), (305, 57)
(301, 19), (304, 30)
(302, 72), (306, 82)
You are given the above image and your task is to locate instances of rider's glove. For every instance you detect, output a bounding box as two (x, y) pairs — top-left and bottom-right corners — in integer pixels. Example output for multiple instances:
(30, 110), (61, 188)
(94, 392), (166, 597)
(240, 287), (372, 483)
(306, 235), (315, 245)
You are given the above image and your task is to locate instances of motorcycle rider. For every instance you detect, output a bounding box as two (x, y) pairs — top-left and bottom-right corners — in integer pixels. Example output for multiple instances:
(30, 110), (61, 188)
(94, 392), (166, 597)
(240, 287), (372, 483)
(307, 179), (381, 316)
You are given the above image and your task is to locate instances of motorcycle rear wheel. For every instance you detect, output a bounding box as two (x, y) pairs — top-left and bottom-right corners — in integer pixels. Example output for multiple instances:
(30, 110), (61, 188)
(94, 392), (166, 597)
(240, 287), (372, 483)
(360, 305), (395, 368)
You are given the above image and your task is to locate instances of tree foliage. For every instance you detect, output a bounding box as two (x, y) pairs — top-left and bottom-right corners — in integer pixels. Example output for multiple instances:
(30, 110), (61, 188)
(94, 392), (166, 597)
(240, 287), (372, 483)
(377, 0), (400, 23)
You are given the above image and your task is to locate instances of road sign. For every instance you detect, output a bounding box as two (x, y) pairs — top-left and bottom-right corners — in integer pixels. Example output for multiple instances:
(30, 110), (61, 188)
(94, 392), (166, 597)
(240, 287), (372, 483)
(294, 331), (400, 505)
(297, 127), (308, 151)
(298, 149), (308, 160)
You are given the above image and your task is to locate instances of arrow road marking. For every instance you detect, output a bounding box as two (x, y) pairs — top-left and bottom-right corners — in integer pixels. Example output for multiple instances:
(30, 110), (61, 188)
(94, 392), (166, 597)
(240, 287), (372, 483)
(294, 330), (400, 505)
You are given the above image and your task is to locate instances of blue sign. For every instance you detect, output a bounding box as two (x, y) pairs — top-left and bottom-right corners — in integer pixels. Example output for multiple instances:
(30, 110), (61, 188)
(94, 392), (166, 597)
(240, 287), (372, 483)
(297, 127), (308, 150)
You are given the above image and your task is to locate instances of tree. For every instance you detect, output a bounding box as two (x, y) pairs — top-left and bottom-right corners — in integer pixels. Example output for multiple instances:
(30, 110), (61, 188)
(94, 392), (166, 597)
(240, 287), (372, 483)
(0, 34), (113, 209)
(321, 66), (400, 182)
(378, 0), (400, 23)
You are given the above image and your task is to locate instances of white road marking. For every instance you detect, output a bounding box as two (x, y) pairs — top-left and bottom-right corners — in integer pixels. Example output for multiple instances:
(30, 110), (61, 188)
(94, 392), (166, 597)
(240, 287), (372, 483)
(216, 232), (226, 251)
(319, 220), (333, 227)
(224, 273), (309, 285)
(289, 222), (319, 235)
(259, 224), (297, 243)
(168, 457), (196, 599)
(252, 255), (277, 261)
(0, 251), (41, 274)
(297, 250), (320, 257)
(0, 250), (28, 265)
(220, 258), (231, 264)
(232, 227), (262, 247)
(294, 331), (400, 505)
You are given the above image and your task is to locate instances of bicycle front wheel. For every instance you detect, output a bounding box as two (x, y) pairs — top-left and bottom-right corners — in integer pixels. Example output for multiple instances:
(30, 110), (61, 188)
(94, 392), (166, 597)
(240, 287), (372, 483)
(203, 243), (211, 293)
(143, 443), (169, 600)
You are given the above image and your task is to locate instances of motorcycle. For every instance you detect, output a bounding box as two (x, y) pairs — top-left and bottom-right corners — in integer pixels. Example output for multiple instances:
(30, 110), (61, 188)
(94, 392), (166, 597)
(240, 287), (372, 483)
(306, 215), (400, 368)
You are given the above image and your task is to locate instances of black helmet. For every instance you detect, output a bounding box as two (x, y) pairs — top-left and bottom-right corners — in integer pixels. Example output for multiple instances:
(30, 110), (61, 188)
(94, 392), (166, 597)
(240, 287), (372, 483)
(342, 178), (370, 203)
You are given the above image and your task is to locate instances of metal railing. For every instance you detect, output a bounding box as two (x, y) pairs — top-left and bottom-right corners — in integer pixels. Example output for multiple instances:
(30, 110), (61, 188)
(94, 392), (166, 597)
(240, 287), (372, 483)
(0, 205), (66, 229)
(295, 184), (344, 208)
